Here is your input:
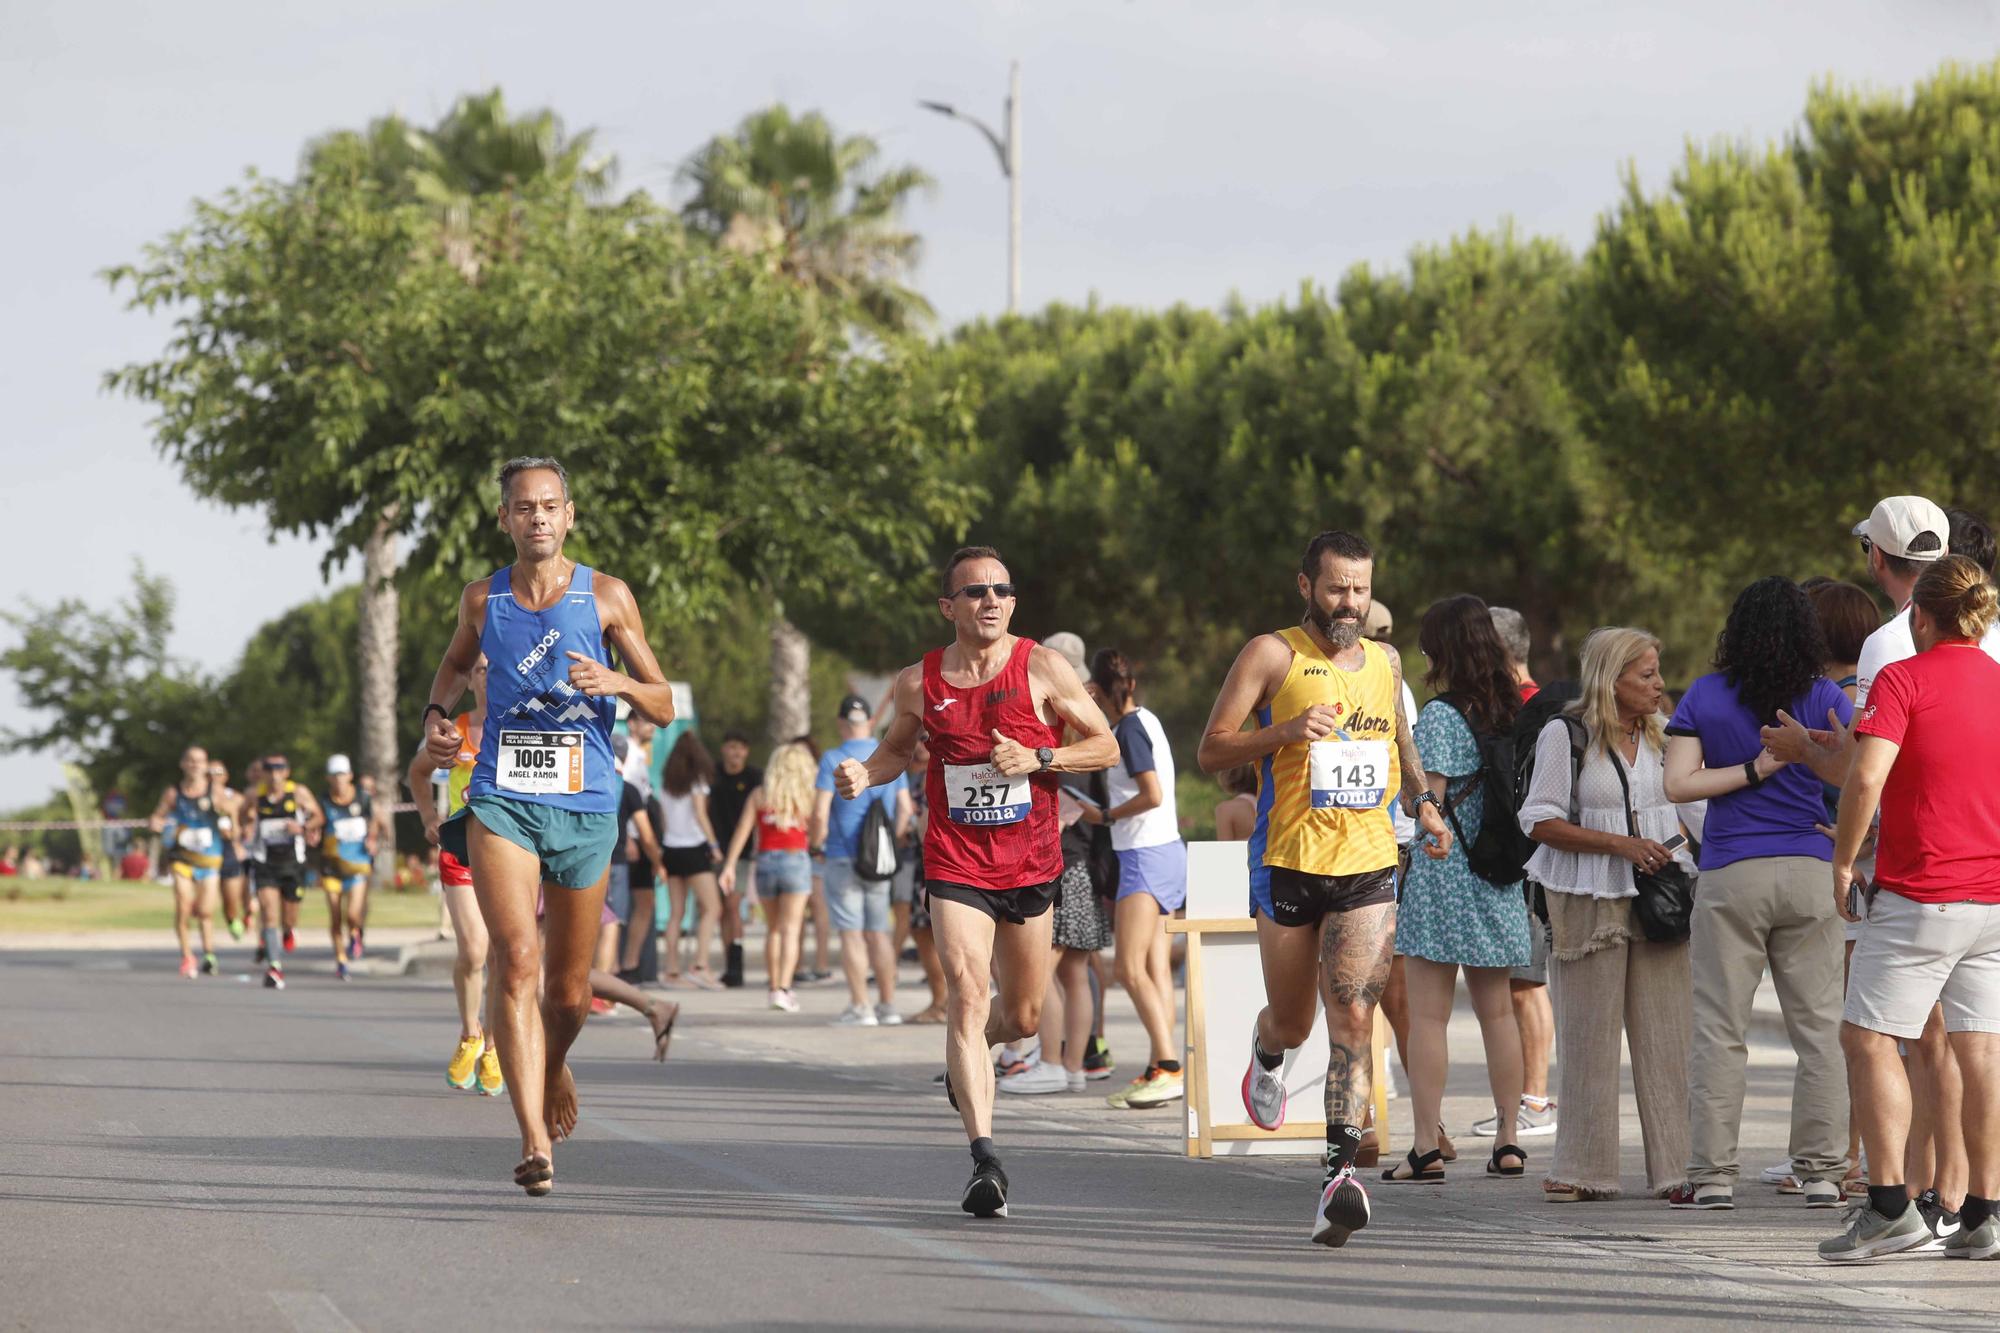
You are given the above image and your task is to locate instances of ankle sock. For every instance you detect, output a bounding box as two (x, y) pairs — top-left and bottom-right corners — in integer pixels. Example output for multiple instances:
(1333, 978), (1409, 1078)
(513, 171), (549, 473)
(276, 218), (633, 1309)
(1868, 1184), (1909, 1220)
(1156, 1059), (1181, 1075)
(1522, 1094), (1551, 1112)
(1325, 1122), (1362, 1175)
(1961, 1195), (1994, 1230)
(1252, 1032), (1283, 1071)
(970, 1136), (999, 1165)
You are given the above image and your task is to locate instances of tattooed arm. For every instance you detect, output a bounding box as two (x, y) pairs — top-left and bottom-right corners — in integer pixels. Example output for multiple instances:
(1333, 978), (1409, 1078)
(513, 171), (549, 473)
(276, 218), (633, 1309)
(1386, 647), (1452, 858)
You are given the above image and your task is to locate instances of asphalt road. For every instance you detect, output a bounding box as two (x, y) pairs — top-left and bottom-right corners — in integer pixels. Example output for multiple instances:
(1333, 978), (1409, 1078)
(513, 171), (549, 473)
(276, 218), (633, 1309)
(3, 943), (1994, 1332)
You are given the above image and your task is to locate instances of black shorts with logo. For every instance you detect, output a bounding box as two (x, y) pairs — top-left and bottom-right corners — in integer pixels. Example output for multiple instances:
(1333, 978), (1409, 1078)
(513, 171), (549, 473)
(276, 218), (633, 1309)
(250, 860), (305, 902)
(1262, 865), (1397, 929)
(926, 878), (1058, 926)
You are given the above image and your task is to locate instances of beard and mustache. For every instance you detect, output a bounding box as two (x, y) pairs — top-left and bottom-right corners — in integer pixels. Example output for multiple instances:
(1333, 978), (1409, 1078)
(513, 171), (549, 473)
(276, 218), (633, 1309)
(1306, 603), (1365, 649)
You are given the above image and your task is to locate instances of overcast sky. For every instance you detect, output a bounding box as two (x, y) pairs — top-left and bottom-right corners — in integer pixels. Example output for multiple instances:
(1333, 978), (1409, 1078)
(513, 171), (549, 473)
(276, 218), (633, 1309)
(3, 0), (1997, 809)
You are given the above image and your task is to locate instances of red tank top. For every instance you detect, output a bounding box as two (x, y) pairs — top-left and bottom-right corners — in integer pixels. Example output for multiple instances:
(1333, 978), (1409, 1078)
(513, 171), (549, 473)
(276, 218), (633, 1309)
(922, 637), (1062, 890)
(756, 806), (809, 853)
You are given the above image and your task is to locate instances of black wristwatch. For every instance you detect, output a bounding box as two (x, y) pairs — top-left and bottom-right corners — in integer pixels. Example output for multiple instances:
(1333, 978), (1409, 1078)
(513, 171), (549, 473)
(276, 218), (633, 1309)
(1416, 791), (1441, 810)
(1036, 747), (1055, 772)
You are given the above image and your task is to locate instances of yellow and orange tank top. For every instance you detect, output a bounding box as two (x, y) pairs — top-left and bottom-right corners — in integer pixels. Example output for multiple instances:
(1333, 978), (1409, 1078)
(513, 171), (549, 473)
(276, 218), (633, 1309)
(1250, 627), (1400, 886)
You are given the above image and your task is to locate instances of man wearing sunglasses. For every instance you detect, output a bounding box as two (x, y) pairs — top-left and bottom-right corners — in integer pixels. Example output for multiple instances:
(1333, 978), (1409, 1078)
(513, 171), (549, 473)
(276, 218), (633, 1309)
(834, 545), (1117, 1219)
(246, 753), (324, 990)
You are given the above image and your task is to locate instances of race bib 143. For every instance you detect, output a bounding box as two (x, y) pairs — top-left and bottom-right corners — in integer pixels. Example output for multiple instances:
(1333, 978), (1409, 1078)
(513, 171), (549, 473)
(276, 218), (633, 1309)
(1308, 739), (1390, 810)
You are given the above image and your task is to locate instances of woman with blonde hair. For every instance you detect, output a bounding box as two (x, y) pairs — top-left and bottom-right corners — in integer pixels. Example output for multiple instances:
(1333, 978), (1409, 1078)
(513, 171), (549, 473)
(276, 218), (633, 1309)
(1519, 626), (1702, 1201)
(719, 741), (817, 1011)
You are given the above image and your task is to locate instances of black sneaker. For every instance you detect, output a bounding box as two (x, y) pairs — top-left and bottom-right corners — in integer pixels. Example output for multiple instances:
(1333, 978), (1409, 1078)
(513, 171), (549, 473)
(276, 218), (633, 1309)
(962, 1158), (1009, 1218)
(200, 953), (218, 976)
(1915, 1189), (1961, 1251)
(1082, 1036), (1115, 1082)
(263, 966), (285, 991)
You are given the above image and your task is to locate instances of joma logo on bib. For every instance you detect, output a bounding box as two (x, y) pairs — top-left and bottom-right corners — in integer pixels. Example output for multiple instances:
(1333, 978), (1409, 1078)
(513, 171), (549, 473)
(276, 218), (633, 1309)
(516, 628), (562, 676)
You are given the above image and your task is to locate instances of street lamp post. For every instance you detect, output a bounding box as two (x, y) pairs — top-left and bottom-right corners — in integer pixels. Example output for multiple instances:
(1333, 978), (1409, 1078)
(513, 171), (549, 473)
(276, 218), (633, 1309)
(920, 60), (1021, 314)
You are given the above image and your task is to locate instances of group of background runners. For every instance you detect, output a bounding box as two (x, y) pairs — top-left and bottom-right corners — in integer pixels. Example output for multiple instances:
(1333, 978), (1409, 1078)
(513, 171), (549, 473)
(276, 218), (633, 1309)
(149, 747), (381, 988)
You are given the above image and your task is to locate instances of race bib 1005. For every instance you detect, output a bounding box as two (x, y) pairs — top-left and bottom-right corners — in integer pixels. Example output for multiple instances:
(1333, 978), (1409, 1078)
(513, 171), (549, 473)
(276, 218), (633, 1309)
(1308, 739), (1390, 810)
(945, 762), (1031, 826)
(498, 730), (586, 796)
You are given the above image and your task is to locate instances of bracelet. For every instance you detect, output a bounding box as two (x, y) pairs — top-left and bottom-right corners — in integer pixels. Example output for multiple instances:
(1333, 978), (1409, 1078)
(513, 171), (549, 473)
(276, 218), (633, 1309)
(1741, 760), (1763, 789)
(422, 703), (449, 727)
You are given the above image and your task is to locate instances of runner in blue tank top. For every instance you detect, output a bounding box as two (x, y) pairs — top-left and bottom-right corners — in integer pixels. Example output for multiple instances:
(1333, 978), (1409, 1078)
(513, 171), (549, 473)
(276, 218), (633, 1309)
(147, 745), (226, 979)
(417, 456), (677, 1198)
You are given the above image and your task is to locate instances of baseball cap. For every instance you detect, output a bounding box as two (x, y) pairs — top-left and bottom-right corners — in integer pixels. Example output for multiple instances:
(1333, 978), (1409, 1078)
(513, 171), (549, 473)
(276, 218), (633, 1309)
(1853, 496), (1948, 562)
(325, 754), (351, 775)
(1363, 601), (1393, 639)
(1043, 631), (1087, 675)
(836, 693), (871, 722)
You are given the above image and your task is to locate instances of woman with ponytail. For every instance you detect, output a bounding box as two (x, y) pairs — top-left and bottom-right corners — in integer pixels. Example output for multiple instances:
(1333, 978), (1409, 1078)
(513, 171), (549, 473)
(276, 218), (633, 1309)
(1819, 555), (2000, 1262)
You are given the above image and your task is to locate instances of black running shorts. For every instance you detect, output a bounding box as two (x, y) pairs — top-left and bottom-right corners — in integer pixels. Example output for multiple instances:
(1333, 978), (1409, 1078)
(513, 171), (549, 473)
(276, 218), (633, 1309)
(251, 861), (305, 902)
(925, 878), (1057, 926)
(1263, 865), (1396, 929)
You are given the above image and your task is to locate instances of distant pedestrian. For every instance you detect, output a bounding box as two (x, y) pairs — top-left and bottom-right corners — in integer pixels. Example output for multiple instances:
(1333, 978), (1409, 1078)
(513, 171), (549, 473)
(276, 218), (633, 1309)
(657, 732), (724, 988)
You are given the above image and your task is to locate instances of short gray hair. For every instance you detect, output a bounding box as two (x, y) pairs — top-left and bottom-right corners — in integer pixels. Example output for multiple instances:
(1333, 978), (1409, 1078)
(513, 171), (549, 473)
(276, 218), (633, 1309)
(498, 456), (570, 503)
(1489, 606), (1530, 666)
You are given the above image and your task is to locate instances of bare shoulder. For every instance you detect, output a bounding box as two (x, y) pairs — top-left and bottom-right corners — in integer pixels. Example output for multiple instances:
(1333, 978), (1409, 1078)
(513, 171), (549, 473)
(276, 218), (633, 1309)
(1380, 641), (1405, 684)
(592, 572), (638, 619)
(459, 577), (493, 622)
(892, 662), (925, 705)
(1027, 643), (1081, 688)
(1233, 631), (1295, 679)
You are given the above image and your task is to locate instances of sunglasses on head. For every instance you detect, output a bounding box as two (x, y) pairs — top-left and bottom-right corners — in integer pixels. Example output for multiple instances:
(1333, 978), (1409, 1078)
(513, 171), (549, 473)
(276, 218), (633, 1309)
(950, 583), (1016, 601)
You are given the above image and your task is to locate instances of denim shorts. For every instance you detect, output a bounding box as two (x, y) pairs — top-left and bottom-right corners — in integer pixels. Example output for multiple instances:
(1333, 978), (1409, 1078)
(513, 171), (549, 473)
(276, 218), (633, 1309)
(757, 849), (812, 898)
(824, 858), (890, 932)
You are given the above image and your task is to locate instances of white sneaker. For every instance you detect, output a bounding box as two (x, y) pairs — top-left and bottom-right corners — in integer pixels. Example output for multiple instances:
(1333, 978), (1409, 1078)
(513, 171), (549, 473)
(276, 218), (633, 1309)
(998, 1059), (1072, 1095)
(772, 989), (801, 1013)
(1242, 1022), (1293, 1130)
(874, 1004), (904, 1026)
(1066, 1070), (1086, 1093)
(1760, 1162), (1795, 1186)
(1470, 1096), (1558, 1138)
(831, 1004), (879, 1026)
(1800, 1179), (1843, 1209)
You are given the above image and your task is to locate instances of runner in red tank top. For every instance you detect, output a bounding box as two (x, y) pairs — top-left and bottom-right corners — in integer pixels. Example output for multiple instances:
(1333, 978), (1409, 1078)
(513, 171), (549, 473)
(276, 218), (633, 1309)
(833, 545), (1116, 1219)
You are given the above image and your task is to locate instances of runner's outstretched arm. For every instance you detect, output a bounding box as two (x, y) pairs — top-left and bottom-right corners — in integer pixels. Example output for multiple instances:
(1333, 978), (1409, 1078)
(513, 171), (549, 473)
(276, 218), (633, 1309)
(576, 575), (675, 727)
(839, 668), (925, 795)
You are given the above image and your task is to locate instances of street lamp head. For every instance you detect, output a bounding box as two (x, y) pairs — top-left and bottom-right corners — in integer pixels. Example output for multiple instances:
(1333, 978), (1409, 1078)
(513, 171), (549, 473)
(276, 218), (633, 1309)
(918, 99), (958, 117)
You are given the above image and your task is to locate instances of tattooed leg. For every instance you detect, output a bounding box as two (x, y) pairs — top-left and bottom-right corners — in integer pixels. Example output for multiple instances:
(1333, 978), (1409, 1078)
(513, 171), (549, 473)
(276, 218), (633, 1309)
(1321, 901), (1395, 1126)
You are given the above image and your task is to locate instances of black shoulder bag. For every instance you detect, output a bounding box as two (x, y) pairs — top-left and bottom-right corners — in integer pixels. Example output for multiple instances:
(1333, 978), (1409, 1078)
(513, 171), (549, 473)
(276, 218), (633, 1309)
(1610, 753), (1695, 944)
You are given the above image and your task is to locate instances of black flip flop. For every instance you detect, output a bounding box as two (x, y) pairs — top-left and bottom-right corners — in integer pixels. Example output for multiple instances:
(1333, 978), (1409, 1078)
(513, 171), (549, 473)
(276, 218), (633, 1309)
(1382, 1148), (1446, 1183)
(1487, 1143), (1527, 1178)
(514, 1153), (554, 1197)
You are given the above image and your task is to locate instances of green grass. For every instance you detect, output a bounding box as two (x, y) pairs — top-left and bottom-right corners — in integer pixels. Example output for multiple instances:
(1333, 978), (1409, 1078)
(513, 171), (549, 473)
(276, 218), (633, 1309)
(0, 876), (443, 934)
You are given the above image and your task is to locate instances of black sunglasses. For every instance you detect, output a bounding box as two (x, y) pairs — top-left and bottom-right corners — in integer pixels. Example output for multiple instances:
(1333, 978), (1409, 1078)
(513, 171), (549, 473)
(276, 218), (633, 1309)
(949, 583), (1016, 601)
(1857, 534), (1874, 557)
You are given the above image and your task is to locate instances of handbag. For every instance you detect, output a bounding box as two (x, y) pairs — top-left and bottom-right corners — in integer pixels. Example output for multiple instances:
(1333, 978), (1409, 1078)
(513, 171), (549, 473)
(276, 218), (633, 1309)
(1610, 753), (1694, 944)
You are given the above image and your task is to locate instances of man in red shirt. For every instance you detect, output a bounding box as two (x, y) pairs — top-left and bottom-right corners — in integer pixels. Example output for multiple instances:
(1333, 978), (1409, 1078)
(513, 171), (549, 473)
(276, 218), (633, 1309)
(835, 546), (1117, 1218)
(1823, 555), (2000, 1263)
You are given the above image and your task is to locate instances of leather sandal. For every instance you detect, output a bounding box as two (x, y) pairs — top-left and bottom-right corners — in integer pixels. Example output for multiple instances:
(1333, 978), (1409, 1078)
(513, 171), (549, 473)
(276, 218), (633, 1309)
(1487, 1143), (1527, 1178)
(1382, 1147), (1446, 1183)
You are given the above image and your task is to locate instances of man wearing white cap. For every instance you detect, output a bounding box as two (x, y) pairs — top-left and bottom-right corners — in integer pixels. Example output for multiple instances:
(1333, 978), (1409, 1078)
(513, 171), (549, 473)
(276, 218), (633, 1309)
(318, 753), (376, 980)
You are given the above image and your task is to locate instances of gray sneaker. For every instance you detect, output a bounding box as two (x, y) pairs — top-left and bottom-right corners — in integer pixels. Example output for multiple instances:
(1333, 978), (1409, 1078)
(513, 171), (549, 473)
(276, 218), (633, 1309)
(1818, 1202), (1932, 1263)
(1943, 1216), (2000, 1260)
(1470, 1097), (1558, 1138)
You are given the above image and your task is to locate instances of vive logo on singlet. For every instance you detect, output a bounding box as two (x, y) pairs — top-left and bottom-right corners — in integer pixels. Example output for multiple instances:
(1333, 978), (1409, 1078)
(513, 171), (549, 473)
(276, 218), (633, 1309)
(516, 627), (562, 678)
(1302, 666), (1330, 677)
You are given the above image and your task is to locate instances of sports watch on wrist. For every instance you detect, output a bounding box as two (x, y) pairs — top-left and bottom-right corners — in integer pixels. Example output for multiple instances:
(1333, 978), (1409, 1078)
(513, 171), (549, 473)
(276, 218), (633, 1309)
(1416, 791), (1441, 809)
(1036, 747), (1055, 772)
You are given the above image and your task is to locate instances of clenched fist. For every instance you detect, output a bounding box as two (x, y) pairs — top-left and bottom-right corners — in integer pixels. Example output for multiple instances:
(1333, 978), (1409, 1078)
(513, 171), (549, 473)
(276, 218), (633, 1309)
(833, 757), (871, 800)
(1283, 705), (1340, 746)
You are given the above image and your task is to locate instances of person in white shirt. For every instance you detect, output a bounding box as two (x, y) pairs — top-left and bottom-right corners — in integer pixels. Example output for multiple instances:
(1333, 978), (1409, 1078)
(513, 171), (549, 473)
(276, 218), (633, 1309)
(1519, 626), (1703, 1202)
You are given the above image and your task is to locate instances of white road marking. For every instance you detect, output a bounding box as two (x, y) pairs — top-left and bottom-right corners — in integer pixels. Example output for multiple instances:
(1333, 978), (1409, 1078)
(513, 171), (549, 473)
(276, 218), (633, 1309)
(269, 1291), (361, 1333)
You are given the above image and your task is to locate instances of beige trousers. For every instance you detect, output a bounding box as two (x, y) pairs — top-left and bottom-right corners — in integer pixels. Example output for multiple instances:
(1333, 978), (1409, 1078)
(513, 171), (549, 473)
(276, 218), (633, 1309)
(1686, 855), (1848, 1187)
(1547, 896), (1691, 1196)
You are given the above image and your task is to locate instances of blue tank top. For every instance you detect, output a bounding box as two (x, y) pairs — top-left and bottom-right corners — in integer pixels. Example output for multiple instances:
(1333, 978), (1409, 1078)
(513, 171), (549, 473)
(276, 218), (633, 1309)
(468, 564), (619, 814)
(167, 784), (224, 865)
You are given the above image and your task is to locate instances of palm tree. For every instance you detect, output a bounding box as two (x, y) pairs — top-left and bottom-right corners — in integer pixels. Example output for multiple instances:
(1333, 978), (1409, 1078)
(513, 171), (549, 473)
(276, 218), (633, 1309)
(679, 105), (935, 336)
(679, 106), (936, 742)
(300, 91), (613, 828)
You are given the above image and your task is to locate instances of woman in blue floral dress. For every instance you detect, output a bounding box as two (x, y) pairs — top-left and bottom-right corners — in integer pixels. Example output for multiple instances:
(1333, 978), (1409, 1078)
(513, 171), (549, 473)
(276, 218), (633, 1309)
(1384, 595), (1532, 1184)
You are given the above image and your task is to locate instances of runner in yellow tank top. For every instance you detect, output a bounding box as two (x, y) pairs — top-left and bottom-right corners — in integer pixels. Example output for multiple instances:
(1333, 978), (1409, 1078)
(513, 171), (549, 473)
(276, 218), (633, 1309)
(1198, 530), (1451, 1248)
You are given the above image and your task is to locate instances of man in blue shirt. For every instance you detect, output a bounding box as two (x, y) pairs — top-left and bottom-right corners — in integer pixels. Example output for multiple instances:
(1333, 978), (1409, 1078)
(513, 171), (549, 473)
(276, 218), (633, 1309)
(815, 694), (913, 1026)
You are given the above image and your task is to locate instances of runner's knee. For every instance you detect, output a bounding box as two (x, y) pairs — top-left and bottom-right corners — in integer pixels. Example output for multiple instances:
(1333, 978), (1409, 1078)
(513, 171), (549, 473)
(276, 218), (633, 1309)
(1267, 1007), (1316, 1050)
(1325, 999), (1374, 1040)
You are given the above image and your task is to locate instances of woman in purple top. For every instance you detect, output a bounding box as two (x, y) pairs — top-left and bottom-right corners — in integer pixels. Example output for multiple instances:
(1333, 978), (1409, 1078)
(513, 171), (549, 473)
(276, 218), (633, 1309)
(1661, 577), (1854, 1211)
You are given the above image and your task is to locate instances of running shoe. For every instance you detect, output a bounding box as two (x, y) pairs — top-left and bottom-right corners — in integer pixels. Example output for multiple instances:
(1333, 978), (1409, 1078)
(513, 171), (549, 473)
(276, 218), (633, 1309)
(1665, 1183), (1733, 1210)
(874, 1004), (904, 1027)
(1312, 1165), (1371, 1247)
(1082, 1036), (1115, 1081)
(589, 997), (614, 1016)
(831, 1004), (879, 1027)
(1105, 1068), (1153, 1109)
(1818, 1201), (1930, 1263)
(335, 961), (349, 982)
(348, 930), (364, 961)
(178, 953), (198, 979)
(1943, 1215), (1999, 1259)
(1124, 1066), (1184, 1109)
(476, 1045), (505, 1097)
(263, 966), (285, 991)
(282, 929), (295, 953)
(200, 952), (219, 977)
(1471, 1096), (1558, 1138)
(447, 1035), (482, 1090)
(999, 1059), (1073, 1096)
(1242, 1022), (1292, 1131)
(771, 990), (801, 1013)
(1914, 1190), (1961, 1251)
(226, 917), (245, 942)
(961, 1157), (1009, 1218)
